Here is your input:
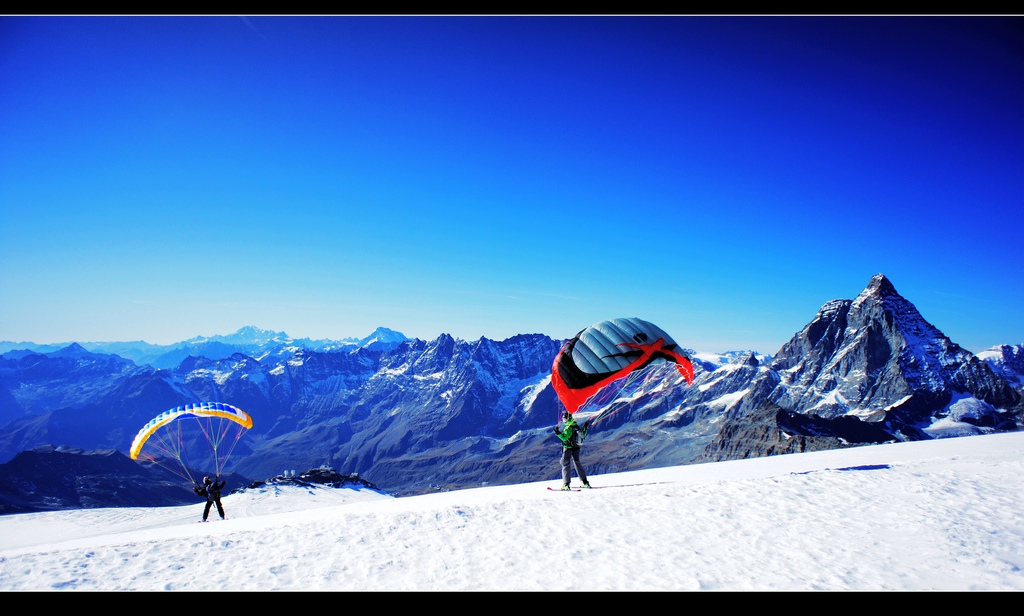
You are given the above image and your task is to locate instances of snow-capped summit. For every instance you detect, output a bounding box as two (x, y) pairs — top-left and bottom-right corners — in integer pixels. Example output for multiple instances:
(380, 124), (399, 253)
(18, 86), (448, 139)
(191, 326), (292, 347)
(357, 327), (409, 351)
(728, 274), (1021, 445)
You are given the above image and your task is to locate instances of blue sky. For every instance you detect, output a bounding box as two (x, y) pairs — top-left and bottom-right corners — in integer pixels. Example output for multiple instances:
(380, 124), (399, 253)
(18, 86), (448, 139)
(1, 16), (1021, 353)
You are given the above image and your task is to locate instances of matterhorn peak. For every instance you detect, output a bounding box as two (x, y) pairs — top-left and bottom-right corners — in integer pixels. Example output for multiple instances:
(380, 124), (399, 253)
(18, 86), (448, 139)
(863, 273), (898, 298)
(752, 272), (1022, 442)
(851, 274), (905, 313)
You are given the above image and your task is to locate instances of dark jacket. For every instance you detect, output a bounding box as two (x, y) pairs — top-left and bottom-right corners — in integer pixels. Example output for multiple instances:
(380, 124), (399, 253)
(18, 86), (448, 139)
(194, 479), (226, 502)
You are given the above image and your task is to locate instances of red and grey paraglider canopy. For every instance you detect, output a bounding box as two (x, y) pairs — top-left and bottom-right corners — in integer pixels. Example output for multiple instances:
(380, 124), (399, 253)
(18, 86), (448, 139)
(552, 317), (694, 416)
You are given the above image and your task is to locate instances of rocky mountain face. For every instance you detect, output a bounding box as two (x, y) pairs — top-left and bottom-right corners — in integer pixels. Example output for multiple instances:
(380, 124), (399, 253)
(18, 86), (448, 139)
(0, 274), (1022, 509)
(703, 274), (1023, 461)
(977, 344), (1024, 390)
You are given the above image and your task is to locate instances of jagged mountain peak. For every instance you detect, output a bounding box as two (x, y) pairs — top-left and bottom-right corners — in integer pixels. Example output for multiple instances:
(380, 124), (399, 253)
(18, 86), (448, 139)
(761, 274), (1021, 440)
(360, 327), (406, 342)
(862, 273), (898, 298)
(434, 332), (456, 346)
(736, 351), (762, 367)
(357, 328), (409, 351)
(847, 274), (946, 348)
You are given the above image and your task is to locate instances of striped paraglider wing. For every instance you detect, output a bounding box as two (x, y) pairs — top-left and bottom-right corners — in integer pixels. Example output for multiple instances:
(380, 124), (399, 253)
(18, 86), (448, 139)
(129, 402), (253, 485)
(551, 317), (694, 416)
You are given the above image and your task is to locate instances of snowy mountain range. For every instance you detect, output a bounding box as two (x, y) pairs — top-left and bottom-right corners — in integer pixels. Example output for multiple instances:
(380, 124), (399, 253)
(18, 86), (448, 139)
(0, 326), (409, 369)
(0, 274), (1021, 512)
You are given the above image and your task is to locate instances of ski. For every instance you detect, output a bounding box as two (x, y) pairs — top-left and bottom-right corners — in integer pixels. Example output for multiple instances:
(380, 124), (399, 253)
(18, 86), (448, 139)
(547, 482), (667, 492)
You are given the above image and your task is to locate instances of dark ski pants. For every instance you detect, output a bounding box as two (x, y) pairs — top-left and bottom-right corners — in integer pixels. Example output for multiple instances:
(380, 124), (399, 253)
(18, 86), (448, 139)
(561, 447), (589, 487)
(204, 499), (225, 521)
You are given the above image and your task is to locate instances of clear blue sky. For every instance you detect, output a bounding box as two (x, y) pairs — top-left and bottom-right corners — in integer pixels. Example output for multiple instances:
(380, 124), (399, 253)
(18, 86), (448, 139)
(1, 16), (1022, 353)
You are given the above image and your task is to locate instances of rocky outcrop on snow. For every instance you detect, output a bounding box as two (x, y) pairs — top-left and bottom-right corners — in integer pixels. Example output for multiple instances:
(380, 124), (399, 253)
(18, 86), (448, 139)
(237, 465), (383, 494)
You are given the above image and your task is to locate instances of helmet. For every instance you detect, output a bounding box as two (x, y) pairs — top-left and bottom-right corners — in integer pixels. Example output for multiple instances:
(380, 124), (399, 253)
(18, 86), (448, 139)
(203, 476), (211, 484)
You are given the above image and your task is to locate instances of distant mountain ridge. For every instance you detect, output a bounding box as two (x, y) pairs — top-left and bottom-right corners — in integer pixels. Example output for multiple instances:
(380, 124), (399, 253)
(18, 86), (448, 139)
(0, 274), (1022, 511)
(0, 326), (411, 369)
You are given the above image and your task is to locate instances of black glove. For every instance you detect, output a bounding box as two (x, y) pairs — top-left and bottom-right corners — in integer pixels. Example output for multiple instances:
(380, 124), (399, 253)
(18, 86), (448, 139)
(553, 426), (561, 434)
(584, 420), (591, 430)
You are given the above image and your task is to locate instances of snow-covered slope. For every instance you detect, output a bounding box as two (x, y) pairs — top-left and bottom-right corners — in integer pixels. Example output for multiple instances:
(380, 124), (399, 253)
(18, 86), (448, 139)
(2, 431), (1022, 591)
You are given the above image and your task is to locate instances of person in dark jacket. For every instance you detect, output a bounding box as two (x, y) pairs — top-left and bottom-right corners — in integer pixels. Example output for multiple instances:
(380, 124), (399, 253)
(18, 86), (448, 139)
(194, 476), (227, 521)
(553, 411), (591, 490)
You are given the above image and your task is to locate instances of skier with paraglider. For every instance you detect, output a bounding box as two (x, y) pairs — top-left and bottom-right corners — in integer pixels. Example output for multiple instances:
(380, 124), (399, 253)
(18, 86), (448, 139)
(129, 401), (253, 522)
(553, 409), (592, 490)
(550, 317), (695, 490)
(194, 475), (227, 522)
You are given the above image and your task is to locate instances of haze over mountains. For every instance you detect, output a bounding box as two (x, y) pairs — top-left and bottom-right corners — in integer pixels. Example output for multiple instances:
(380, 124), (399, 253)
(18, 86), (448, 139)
(0, 326), (410, 369)
(1, 274), (1021, 512)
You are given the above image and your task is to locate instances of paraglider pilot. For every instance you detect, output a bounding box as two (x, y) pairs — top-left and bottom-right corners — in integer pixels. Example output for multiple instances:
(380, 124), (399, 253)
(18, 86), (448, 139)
(194, 476), (227, 521)
(554, 411), (591, 490)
